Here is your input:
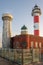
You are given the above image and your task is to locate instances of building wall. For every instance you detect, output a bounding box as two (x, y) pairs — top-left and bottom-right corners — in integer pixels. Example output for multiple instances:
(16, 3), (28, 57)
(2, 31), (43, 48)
(11, 34), (43, 49)
(10, 34), (43, 62)
(11, 34), (29, 49)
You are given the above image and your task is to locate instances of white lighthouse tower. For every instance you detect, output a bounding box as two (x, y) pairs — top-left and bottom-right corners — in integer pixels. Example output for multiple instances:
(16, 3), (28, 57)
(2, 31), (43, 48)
(2, 13), (13, 48)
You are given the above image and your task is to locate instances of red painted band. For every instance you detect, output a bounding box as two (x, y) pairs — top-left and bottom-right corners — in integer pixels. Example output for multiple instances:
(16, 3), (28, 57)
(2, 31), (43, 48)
(34, 16), (39, 23)
(34, 30), (39, 36)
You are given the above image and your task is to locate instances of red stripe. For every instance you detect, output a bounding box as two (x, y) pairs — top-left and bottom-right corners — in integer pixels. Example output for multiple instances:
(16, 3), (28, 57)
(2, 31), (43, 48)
(34, 30), (39, 36)
(34, 16), (39, 23)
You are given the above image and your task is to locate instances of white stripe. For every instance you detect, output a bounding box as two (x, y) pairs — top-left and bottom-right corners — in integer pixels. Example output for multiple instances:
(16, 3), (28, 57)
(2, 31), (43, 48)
(33, 13), (40, 16)
(34, 23), (39, 30)
(33, 9), (40, 16)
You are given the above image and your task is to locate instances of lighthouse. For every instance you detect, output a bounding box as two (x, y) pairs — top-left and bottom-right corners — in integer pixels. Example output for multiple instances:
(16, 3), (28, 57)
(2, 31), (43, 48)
(32, 5), (41, 36)
(2, 13), (13, 48)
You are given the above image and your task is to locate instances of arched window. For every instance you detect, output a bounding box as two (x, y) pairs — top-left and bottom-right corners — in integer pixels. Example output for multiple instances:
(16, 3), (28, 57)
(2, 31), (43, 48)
(35, 42), (38, 48)
(31, 41), (33, 48)
(39, 42), (41, 48)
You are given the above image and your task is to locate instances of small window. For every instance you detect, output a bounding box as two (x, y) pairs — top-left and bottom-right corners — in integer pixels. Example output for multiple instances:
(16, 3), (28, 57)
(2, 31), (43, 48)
(21, 42), (27, 48)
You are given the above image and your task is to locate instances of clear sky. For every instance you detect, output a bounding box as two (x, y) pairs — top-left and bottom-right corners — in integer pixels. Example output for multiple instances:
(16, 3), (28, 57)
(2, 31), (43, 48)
(0, 0), (43, 47)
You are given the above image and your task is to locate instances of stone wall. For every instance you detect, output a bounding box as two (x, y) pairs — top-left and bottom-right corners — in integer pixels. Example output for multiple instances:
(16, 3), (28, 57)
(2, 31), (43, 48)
(0, 48), (40, 65)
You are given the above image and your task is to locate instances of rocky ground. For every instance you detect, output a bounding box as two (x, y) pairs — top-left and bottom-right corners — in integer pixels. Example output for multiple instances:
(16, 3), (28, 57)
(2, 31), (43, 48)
(0, 57), (15, 65)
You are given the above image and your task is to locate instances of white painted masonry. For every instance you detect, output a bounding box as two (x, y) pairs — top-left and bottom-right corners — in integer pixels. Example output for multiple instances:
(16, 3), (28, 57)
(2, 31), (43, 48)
(2, 13), (13, 48)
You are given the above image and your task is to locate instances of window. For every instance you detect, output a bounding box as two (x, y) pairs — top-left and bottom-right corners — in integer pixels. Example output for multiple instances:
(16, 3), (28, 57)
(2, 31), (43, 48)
(31, 41), (33, 48)
(39, 42), (41, 48)
(21, 42), (27, 48)
(35, 42), (38, 48)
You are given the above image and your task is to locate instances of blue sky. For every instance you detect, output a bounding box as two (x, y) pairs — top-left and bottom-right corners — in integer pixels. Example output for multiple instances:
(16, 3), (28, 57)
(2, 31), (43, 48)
(0, 0), (43, 47)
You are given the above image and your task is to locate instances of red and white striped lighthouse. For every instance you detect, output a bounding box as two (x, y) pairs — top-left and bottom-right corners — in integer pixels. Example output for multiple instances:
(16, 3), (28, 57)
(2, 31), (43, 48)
(32, 5), (41, 36)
